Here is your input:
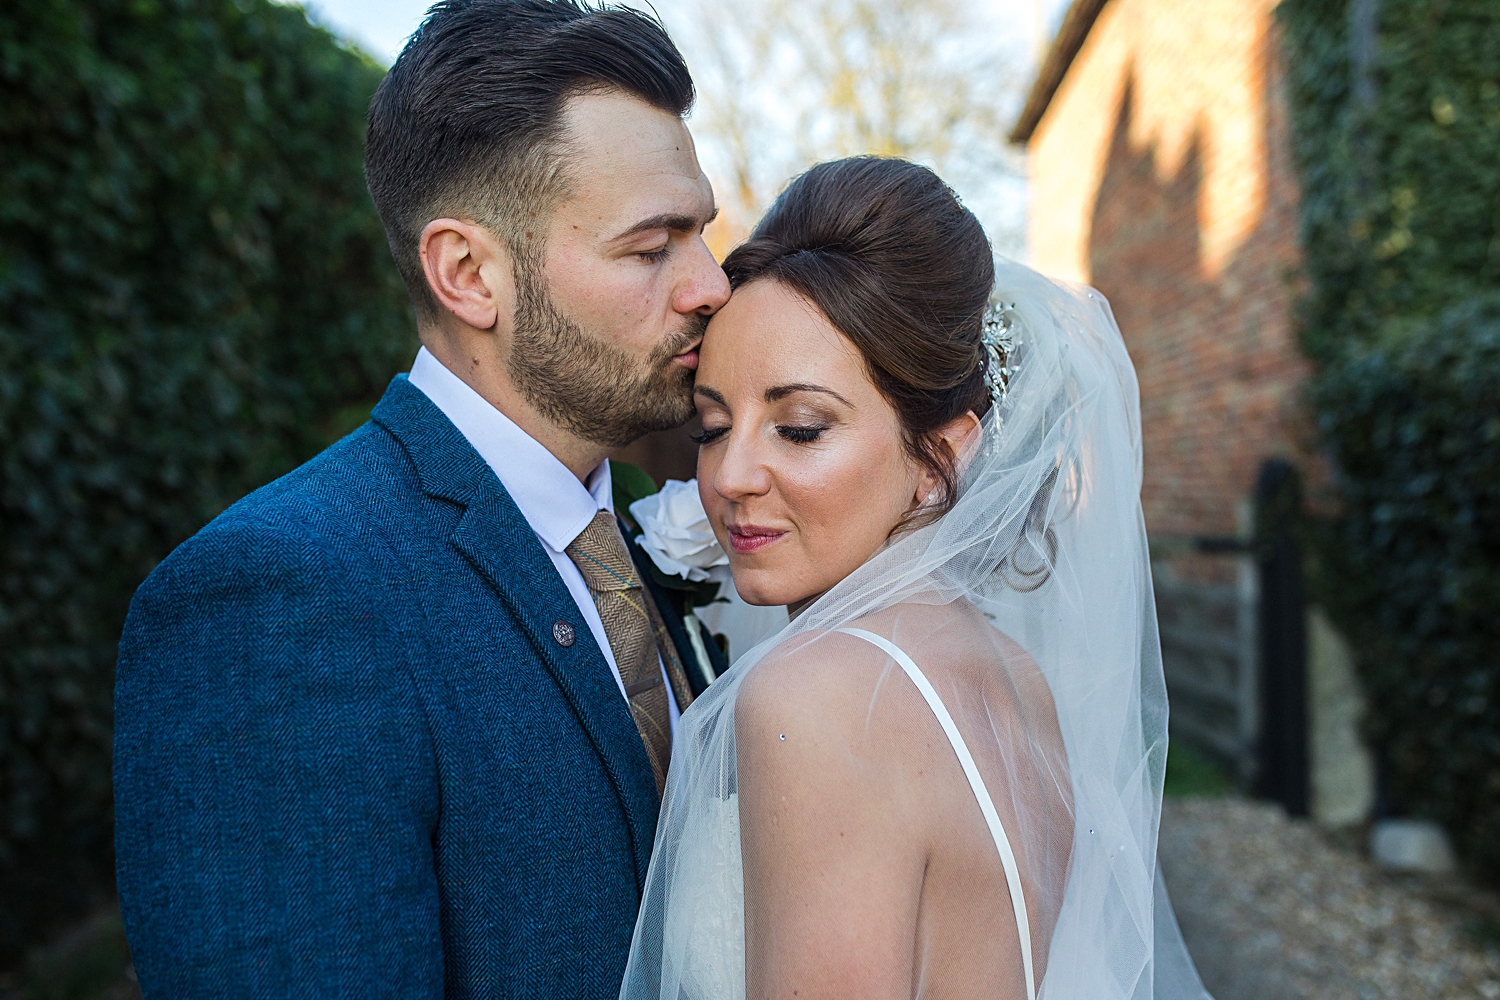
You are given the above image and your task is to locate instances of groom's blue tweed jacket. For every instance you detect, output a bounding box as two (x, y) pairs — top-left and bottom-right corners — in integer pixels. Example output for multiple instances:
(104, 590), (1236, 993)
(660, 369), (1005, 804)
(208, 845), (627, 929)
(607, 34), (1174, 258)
(113, 375), (724, 998)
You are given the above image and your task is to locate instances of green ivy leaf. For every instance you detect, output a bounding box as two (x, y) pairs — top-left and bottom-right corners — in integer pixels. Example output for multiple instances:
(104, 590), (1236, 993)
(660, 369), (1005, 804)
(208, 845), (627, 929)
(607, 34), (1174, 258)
(610, 459), (660, 534)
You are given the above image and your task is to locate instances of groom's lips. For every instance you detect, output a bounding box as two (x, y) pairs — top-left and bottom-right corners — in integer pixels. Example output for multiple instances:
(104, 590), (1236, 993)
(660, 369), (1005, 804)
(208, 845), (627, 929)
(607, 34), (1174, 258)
(726, 524), (786, 554)
(672, 344), (701, 370)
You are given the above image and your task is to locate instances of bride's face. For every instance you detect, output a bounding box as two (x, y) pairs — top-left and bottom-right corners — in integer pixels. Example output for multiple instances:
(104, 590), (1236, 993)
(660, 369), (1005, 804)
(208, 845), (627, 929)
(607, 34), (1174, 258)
(693, 279), (929, 609)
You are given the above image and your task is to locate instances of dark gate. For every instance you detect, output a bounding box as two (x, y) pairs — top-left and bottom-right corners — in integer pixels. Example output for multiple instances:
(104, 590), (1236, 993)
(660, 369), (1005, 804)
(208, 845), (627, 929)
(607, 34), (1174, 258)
(1154, 458), (1310, 815)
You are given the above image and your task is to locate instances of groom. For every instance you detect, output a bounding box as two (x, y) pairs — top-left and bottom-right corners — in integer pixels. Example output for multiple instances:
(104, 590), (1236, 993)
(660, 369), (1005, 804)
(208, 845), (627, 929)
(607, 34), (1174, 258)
(113, 1), (729, 995)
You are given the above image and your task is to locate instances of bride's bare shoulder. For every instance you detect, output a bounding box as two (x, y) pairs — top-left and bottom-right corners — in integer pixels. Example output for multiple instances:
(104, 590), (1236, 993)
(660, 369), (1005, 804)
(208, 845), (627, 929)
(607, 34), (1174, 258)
(734, 601), (1038, 753)
(734, 626), (889, 744)
(731, 622), (942, 841)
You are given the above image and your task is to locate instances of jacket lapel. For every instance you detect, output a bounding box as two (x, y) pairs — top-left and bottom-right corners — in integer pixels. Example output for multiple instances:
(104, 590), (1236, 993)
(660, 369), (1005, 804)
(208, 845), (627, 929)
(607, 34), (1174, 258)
(371, 376), (661, 889)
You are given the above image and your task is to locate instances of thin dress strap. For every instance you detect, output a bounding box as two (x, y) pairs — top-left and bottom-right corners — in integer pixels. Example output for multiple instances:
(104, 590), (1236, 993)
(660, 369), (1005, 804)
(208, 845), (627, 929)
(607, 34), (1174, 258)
(836, 628), (1037, 1000)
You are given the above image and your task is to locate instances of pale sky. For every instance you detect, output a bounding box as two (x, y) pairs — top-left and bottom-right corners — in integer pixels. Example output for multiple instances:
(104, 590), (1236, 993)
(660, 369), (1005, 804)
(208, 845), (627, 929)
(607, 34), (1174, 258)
(296, 0), (426, 62)
(296, 0), (1071, 67)
(290, 0), (1073, 256)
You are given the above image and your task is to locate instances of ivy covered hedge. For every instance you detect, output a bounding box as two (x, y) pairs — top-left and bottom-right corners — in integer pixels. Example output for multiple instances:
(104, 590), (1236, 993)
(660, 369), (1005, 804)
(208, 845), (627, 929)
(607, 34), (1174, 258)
(1313, 297), (1500, 866)
(1279, 0), (1500, 873)
(0, 0), (413, 961)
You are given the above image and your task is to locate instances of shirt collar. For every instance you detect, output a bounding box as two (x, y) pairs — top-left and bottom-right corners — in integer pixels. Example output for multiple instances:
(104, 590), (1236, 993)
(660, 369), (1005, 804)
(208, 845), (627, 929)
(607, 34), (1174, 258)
(407, 346), (613, 553)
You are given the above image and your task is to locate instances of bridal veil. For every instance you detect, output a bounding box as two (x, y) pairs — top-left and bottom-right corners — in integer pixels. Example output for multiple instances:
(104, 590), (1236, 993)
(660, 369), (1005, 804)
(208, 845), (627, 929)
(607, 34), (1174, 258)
(620, 258), (1212, 1000)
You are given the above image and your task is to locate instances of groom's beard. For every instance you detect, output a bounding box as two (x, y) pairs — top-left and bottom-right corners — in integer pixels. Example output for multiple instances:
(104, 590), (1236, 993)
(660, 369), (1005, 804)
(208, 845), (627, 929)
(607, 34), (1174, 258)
(507, 267), (706, 449)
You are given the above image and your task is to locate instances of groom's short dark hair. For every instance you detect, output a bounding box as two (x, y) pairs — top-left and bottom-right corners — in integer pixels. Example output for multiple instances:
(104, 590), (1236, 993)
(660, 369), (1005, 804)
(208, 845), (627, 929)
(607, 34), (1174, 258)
(366, 0), (695, 321)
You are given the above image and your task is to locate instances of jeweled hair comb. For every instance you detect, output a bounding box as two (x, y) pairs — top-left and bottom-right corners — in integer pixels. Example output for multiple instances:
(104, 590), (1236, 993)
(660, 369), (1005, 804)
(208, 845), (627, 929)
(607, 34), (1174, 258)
(981, 302), (1020, 410)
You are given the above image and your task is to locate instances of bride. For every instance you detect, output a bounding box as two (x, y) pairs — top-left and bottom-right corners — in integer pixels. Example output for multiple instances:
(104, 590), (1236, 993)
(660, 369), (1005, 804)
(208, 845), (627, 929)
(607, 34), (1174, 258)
(620, 157), (1211, 1000)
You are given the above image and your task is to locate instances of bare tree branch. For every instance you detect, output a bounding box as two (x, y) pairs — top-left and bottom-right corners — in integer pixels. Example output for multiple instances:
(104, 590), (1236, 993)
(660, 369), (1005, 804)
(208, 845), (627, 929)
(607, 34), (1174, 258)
(667, 0), (1027, 253)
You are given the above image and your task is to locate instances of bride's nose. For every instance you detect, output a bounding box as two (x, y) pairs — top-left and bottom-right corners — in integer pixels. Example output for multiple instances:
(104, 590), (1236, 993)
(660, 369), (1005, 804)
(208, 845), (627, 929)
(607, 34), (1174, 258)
(709, 429), (772, 501)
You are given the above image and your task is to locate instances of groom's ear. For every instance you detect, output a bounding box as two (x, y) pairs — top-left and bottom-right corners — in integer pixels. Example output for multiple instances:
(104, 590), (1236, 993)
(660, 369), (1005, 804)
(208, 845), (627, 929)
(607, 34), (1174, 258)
(418, 218), (516, 333)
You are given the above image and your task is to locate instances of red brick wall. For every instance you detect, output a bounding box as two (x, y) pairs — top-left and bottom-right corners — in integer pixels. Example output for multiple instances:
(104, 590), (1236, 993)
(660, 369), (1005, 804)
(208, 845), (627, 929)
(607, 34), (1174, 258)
(1027, 0), (1310, 539)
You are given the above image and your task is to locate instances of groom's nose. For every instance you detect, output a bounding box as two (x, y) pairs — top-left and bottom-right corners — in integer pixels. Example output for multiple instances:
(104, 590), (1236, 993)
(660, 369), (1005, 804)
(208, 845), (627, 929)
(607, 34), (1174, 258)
(673, 236), (731, 317)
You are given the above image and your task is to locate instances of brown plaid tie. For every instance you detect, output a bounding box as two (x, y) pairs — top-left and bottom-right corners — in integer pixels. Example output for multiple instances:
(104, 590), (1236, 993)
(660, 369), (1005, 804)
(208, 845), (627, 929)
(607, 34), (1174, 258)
(566, 510), (694, 795)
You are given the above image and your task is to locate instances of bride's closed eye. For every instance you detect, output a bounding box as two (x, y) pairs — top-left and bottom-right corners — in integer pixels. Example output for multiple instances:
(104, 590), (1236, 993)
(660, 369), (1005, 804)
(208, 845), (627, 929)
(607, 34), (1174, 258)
(689, 423), (829, 445)
(776, 424), (827, 444)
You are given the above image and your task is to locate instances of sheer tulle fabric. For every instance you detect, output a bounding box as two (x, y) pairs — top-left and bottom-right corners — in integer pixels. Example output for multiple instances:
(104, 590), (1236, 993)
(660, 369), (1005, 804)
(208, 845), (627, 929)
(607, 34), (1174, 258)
(620, 260), (1212, 1000)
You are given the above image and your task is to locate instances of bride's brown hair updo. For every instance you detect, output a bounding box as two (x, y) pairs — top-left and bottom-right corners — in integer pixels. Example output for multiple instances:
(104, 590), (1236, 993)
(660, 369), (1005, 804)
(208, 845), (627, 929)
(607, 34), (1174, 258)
(721, 156), (996, 526)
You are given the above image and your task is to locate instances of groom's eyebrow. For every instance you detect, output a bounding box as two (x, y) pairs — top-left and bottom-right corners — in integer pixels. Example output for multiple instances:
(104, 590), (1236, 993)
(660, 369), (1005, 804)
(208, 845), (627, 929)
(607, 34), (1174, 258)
(612, 207), (719, 241)
(765, 384), (853, 407)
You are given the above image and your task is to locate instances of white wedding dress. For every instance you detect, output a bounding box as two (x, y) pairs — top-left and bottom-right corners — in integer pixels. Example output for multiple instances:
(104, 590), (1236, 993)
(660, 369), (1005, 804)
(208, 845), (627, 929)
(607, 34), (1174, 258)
(670, 628), (1037, 1000)
(621, 260), (1212, 1000)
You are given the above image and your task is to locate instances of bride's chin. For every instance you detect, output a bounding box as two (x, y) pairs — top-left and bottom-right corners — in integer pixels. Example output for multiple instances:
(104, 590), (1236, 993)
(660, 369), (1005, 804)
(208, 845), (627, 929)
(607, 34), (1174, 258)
(729, 566), (809, 611)
(731, 582), (788, 608)
(726, 569), (822, 617)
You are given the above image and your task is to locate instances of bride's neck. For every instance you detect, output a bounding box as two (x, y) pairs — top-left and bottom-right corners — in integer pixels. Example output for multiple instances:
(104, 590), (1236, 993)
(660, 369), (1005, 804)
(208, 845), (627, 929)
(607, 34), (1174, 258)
(786, 594), (823, 621)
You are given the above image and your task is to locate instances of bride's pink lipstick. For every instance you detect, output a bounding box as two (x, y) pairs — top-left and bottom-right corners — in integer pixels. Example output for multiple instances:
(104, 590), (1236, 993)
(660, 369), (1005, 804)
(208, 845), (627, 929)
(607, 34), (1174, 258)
(726, 524), (786, 554)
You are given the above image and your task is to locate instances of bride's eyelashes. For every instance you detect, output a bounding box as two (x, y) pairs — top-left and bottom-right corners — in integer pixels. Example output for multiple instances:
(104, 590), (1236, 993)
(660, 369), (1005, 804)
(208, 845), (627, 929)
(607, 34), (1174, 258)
(689, 423), (828, 445)
(776, 424), (827, 444)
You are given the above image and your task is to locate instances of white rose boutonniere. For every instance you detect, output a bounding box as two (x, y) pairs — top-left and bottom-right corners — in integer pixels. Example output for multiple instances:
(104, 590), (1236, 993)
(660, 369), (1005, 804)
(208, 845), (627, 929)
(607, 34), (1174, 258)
(628, 479), (731, 589)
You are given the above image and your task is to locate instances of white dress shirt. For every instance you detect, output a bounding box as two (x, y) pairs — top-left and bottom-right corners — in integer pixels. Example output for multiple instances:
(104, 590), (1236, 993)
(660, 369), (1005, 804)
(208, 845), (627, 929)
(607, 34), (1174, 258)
(408, 347), (680, 735)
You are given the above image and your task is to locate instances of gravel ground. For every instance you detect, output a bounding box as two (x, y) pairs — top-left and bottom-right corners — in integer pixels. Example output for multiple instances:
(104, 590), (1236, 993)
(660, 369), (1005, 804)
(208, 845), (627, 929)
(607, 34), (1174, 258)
(1160, 797), (1500, 1000)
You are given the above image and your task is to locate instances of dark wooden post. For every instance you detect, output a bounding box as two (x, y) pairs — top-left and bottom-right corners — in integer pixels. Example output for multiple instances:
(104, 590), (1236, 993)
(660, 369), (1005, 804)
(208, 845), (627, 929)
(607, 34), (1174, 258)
(1254, 458), (1309, 816)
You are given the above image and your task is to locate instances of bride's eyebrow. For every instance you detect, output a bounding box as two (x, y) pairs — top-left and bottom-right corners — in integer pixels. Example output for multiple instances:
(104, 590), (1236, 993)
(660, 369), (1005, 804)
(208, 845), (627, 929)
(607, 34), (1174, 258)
(764, 383), (852, 407)
(694, 386), (727, 406)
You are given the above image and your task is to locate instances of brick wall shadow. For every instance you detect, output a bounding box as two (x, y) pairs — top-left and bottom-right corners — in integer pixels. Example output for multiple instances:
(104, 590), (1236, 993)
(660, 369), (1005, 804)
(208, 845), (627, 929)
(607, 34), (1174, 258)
(1086, 36), (1307, 785)
(1086, 41), (1307, 546)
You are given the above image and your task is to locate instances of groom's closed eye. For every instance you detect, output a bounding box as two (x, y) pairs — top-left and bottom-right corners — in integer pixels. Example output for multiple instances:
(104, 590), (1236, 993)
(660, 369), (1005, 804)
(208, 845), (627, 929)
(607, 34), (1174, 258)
(611, 208), (720, 244)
